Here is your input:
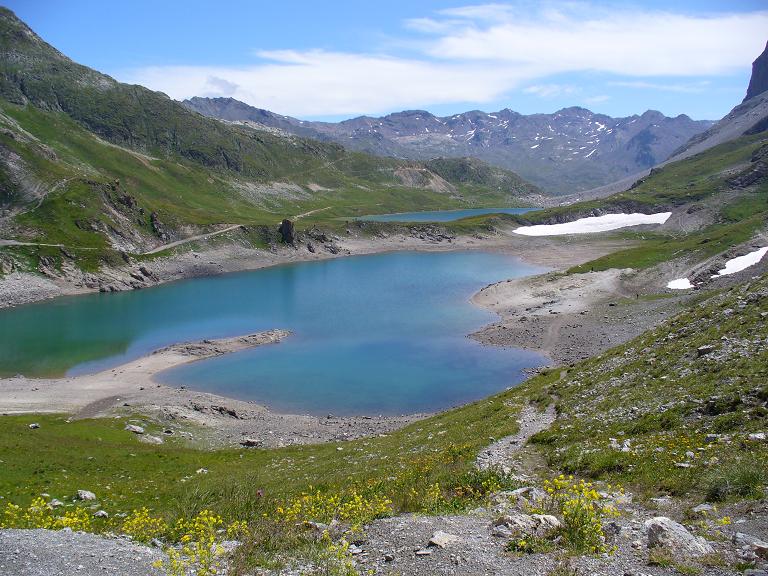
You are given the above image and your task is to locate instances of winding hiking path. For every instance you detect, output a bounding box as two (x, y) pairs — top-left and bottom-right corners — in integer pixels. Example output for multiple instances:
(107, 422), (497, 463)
(475, 403), (557, 472)
(293, 206), (332, 220)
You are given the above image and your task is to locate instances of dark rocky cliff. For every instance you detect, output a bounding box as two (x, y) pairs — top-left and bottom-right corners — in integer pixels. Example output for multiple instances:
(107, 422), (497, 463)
(744, 41), (768, 101)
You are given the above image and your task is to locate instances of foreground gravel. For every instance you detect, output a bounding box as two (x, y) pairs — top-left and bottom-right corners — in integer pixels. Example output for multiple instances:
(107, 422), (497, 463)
(0, 529), (163, 576)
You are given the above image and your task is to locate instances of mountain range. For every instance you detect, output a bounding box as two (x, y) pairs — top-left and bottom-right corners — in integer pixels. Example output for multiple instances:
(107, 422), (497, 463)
(183, 98), (713, 195)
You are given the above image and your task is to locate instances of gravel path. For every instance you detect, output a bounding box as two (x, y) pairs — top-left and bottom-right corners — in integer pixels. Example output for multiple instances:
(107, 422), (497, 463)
(475, 403), (556, 473)
(0, 529), (163, 576)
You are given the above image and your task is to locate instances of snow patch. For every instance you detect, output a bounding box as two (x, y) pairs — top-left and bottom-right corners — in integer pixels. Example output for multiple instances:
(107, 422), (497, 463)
(713, 247), (768, 277)
(585, 149), (597, 158)
(667, 278), (694, 290)
(513, 212), (672, 236)
(530, 144), (540, 149)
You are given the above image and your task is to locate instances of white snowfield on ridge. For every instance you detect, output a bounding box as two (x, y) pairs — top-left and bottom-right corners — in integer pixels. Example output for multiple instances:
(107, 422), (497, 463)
(513, 212), (671, 236)
(667, 246), (768, 290)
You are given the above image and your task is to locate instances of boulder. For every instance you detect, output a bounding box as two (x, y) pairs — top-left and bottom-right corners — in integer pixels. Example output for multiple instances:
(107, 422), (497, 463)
(93, 510), (109, 518)
(493, 511), (561, 538)
(645, 517), (714, 557)
(124, 424), (145, 434)
(531, 514), (562, 537)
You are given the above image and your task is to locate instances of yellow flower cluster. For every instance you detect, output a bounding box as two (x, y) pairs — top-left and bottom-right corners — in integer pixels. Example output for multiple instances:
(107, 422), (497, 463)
(419, 482), (446, 513)
(277, 487), (392, 533)
(0, 498), (93, 532)
(121, 507), (168, 543)
(155, 510), (225, 576)
(541, 475), (619, 554)
(226, 519), (248, 539)
(315, 533), (359, 576)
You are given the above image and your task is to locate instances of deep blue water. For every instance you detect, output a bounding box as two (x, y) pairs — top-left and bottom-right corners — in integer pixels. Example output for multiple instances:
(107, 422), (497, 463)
(0, 251), (547, 415)
(357, 207), (535, 222)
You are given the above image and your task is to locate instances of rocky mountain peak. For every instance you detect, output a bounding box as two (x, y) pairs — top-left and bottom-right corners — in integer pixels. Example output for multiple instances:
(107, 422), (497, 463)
(744, 40), (768, 102)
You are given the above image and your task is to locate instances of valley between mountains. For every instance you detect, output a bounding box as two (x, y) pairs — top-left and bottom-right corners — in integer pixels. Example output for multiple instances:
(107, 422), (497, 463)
(0, 6), (768, 576)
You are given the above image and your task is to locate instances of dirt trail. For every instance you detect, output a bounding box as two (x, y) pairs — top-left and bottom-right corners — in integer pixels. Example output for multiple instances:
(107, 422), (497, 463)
(142, 224), (244, 255)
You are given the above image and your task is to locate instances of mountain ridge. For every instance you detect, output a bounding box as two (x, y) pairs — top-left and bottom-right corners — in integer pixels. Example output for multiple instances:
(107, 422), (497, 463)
(183, 96), (713, 195)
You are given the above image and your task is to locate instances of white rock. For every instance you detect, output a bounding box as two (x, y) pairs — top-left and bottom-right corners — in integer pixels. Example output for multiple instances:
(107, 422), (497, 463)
(93, 510), (109, 518)
(748, 432), (766, 442)
(28, 423), (40, 429)
(124, 424), (145, 434)
(645, 516), (714, 556)
(139, 435), (164, 445)
(428, 531), (460, 548)
(493, 512), (538, 537)
(76, 490), (96, 501)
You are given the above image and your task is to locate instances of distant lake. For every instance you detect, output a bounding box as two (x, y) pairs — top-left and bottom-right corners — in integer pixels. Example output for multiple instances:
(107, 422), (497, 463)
(0, 251), (547, 416)
(356, 207), (535, 222)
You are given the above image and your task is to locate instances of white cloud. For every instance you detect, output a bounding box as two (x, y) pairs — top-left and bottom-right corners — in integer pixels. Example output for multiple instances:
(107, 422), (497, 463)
(422, 6), (768, 76)
(608, 80), (711, 93)
(584, 94), (610, 104)
(121, 3), (768, 117)
(524, 84), (577, 98)
(127, 51), (532, 117)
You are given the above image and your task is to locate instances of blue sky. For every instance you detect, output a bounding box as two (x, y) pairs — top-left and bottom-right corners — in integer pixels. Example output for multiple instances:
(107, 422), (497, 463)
(6, 1), (768, 121)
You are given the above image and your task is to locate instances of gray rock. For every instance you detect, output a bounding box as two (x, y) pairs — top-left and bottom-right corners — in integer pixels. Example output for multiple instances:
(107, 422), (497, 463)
(75, 490), (96, 501)
(240, 438), (263, 448)
(734, 532), (768, 559)
(691, 503), (714, 515)
(697, 344), (716, 357)
(644, 516), (714, 556)
(93, 510), (109, 518)
(124, 424), (145, 434)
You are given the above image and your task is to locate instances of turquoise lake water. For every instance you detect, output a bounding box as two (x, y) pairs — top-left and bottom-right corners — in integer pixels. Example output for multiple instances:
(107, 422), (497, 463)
(0, 251), (547, 415)
(357, 208), (535, 222)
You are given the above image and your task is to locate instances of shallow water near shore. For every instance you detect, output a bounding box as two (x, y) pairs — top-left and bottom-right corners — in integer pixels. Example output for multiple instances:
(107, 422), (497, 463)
(357, 207), (535, 222)
(0, 251), (547, 415)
